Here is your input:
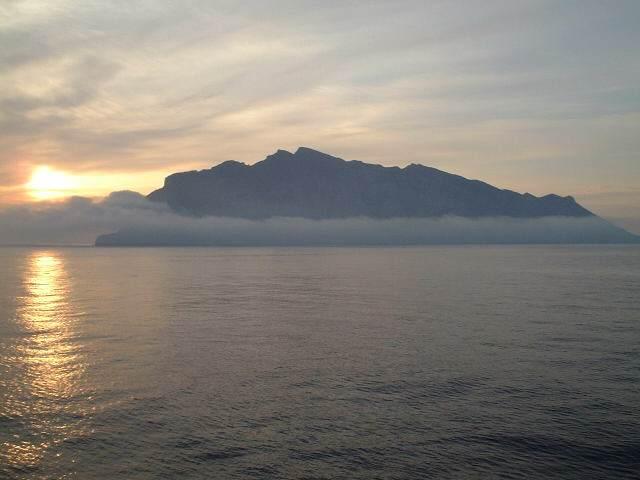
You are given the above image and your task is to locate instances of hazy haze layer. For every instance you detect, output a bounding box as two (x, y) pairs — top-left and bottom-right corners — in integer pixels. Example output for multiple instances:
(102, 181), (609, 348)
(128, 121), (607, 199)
(1, 1), (639, 231)
(0, 192), (633, 246)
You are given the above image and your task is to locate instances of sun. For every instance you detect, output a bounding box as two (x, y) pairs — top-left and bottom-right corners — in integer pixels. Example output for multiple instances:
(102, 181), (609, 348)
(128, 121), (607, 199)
(27, 166), (76, 200)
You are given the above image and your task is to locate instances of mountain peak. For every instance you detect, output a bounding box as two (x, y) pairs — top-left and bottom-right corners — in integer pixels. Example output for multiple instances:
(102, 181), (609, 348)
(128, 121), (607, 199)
(292, 147), (345, 166)
(295, 146), (337, 157)
(148, 148), (595, 220)
(262, 149), (294, 162)
(256, 147), (346, 169)
(216, 160), (246, 170)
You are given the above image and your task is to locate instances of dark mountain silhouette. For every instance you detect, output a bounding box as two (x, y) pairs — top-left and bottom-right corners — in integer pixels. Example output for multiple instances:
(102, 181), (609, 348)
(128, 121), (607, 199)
(147, 147), (592, 219)
(95, 147), (639, 245)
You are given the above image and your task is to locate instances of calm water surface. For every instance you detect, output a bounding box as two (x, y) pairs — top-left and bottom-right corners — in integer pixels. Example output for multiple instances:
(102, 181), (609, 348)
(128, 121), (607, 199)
(0, 246), (639, 479)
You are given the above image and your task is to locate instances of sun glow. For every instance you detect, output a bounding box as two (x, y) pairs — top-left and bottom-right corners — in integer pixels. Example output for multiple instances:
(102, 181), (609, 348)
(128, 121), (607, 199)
(27, 166), (77, 200)
(20, 166), (173, 202)
(3, 251), (87, 470)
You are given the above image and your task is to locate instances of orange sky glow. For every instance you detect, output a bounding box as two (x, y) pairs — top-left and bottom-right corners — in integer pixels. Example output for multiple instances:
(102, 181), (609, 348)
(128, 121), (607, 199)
(0, 1), (638, 233)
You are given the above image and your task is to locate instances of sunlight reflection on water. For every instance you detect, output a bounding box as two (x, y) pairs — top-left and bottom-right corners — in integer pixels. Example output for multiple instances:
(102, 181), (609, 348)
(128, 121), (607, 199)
(0, 246), (638, 479)
(1, 251), (86, 474)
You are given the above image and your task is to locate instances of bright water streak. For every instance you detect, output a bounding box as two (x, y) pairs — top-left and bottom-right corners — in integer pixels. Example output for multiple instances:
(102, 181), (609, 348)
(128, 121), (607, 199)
(0, 246), (639, 479)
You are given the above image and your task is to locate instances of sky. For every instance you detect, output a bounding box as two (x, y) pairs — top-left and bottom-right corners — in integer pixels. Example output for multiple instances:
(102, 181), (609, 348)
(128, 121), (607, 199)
(1, 0), (639, 232)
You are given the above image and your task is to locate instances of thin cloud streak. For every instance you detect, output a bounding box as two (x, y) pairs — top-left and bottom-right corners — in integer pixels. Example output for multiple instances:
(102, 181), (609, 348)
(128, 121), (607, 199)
(0, 1), (638, 225)
(0, 192), (634, 246)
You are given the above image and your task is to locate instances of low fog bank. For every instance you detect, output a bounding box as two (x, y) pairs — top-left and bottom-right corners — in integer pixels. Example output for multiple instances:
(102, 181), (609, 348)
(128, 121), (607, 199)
(96, 218), (638, 246)
(1, 191), (636, 246)
(0, 191), (166, 246)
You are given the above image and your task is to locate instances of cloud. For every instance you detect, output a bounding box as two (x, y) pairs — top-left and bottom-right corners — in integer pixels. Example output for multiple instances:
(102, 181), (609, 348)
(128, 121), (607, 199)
(0, 1), (638, 225)
(0, 192), (635, 246)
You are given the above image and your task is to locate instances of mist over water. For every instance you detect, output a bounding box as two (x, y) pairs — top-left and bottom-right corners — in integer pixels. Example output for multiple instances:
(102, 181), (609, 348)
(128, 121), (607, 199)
(1, 246), (639, 479)
(0, 192), (635, 246)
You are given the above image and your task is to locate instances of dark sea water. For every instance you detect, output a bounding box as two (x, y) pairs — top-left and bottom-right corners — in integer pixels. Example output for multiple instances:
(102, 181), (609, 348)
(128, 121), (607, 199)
(0, 246), (639, 479)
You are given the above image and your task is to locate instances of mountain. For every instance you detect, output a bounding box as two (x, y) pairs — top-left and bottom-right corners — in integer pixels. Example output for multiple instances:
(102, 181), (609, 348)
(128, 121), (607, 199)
(147, 147), (593, 219)
(95, 147), (639, 245)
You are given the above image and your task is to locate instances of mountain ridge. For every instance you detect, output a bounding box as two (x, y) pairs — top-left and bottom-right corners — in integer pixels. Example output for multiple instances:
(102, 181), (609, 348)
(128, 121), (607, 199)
(147, 147), (593, 219)
(94, 147), (639, 246)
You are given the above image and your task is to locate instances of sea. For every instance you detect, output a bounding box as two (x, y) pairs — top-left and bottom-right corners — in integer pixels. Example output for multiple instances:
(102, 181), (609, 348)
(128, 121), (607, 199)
(0, 246), (638, 479)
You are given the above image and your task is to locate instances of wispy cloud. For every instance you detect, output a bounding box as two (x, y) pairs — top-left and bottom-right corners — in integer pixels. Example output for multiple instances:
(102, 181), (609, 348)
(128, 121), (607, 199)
(1, 1), (638, 223)
(0, 191), (634, 246)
